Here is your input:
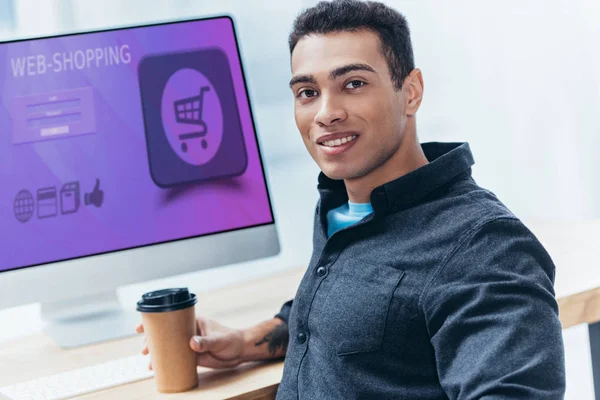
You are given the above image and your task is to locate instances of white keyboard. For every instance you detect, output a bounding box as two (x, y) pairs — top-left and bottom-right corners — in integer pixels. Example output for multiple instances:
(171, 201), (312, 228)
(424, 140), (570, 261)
(0, 354), (154, 400)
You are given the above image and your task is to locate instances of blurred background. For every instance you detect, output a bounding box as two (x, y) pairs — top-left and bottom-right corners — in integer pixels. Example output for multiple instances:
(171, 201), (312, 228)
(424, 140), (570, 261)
(1, 1), (599, 398)
(2, 0), (599, 221)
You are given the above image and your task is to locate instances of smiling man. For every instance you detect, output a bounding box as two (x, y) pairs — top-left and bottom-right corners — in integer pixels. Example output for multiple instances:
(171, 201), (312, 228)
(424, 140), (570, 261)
(138, 0), (566, 398)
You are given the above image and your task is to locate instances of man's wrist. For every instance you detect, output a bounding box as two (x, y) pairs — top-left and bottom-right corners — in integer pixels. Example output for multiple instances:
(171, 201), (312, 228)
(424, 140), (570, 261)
(240, 318), (289, 362)
(240, 327), (258, 362)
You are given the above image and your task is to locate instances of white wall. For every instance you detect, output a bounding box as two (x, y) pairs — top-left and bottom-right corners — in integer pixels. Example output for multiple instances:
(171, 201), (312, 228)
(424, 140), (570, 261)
(396, 0), (600, 220)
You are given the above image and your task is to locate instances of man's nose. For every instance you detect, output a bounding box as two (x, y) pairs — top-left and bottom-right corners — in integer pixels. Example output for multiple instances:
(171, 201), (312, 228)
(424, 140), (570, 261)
(314, 95), (347, 127)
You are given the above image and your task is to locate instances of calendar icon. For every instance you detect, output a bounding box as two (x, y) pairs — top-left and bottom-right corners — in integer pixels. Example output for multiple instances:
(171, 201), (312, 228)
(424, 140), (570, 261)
(37, 187), (57, 219)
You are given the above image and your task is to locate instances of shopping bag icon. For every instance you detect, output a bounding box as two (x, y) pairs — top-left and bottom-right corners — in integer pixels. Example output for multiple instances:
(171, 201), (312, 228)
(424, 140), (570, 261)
(60, 181), (80, 215)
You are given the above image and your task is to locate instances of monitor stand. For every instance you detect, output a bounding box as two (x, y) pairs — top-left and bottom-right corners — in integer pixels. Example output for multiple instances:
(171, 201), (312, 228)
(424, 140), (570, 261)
(41, 290), (140, 348)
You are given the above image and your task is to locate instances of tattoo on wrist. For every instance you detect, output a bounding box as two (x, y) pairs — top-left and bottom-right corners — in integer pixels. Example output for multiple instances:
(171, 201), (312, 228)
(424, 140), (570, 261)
(255, 320), (289, 356)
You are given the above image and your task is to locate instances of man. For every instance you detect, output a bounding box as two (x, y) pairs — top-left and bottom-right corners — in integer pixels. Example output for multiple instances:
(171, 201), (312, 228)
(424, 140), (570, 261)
(137, 0), (566, 398)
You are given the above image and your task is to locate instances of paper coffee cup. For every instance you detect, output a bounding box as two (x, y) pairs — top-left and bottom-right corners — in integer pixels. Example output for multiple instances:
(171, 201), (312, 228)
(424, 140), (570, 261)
(137, 288), (199, 393)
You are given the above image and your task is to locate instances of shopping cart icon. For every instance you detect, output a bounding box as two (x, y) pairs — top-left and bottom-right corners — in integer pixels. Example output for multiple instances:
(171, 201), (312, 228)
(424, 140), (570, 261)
(173, 86), (211, 153)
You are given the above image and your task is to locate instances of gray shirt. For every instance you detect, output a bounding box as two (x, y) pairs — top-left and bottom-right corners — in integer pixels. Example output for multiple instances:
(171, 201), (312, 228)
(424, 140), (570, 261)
(274, 142), (565, 399)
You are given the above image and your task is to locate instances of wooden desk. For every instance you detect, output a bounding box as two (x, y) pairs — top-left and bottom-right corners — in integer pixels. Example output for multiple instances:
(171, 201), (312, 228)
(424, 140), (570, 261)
(0, 267), (306, 400)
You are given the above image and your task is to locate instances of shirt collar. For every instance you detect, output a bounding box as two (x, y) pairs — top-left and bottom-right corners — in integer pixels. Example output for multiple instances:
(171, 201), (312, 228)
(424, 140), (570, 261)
(317, 142), (475, 216)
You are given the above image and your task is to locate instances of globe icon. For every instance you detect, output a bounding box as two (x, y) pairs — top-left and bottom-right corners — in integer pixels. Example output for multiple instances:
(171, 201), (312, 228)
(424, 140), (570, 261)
(14, 189), (34, 223)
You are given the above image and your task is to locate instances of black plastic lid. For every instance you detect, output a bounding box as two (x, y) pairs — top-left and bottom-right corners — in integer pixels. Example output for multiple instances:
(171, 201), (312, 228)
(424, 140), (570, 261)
(136, 288), (197, 313)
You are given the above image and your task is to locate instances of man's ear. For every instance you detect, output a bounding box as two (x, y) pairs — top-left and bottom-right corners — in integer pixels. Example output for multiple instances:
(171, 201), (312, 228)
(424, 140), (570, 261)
(405, 68), (424, 116)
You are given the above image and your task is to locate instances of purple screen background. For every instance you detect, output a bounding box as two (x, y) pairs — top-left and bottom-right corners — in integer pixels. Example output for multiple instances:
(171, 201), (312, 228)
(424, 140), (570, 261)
(0, 17), (274, 272)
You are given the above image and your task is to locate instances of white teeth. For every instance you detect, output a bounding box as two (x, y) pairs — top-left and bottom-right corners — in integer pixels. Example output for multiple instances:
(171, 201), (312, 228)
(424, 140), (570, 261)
(321, 135), (357, 147)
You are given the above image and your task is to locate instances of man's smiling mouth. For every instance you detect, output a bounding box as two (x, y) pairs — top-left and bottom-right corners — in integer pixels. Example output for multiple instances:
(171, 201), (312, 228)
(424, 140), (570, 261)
(319, 135), (358, 147)
(317, 133), (359, 147)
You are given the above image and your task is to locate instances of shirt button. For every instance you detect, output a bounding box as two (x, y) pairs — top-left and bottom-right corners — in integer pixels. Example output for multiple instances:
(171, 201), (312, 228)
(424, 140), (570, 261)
(316, 266), (326, 276)
(297, 332), (307, 343)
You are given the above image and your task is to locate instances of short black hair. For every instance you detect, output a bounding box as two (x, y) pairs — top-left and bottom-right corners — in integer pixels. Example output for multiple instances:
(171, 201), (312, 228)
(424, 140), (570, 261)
(288, 0), (415, 90)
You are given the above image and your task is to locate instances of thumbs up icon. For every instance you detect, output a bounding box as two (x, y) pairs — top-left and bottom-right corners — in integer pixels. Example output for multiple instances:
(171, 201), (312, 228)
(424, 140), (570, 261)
(85, 178), (104, 208)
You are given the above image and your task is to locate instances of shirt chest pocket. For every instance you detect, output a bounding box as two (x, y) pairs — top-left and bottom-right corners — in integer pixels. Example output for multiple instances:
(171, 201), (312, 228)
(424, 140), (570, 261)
(316, 259), (406, 356)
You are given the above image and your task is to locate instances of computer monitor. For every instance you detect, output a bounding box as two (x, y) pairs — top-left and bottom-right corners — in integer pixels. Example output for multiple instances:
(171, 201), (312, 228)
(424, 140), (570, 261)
(0, 15), (280, 348)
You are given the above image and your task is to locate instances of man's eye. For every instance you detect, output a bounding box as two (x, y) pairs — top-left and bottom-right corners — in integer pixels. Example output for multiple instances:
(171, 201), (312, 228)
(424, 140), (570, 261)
(345, 80), (366, 89)
(298, 89), (318, 99)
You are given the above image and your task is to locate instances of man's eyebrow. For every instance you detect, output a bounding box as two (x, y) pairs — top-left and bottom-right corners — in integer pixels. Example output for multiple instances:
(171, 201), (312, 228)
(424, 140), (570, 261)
(329, 63), (376, 80)
(289, 63), (376, 89)
(289, 74), (317, 88)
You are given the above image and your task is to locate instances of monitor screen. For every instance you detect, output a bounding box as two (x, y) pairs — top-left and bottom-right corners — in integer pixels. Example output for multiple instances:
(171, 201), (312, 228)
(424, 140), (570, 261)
(0, 16), (275, 273)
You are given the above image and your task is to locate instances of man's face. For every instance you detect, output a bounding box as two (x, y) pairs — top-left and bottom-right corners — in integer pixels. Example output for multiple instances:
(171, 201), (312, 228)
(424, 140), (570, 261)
(290, 30), (413, 181)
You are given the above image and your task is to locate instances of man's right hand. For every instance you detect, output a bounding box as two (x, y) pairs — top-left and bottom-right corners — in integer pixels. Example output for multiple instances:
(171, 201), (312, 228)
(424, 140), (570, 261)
(136, 316), (288, 370)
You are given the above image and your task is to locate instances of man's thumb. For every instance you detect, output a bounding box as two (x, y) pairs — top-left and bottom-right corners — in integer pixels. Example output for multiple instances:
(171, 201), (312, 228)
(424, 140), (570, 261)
(191, 335), (221, 353)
